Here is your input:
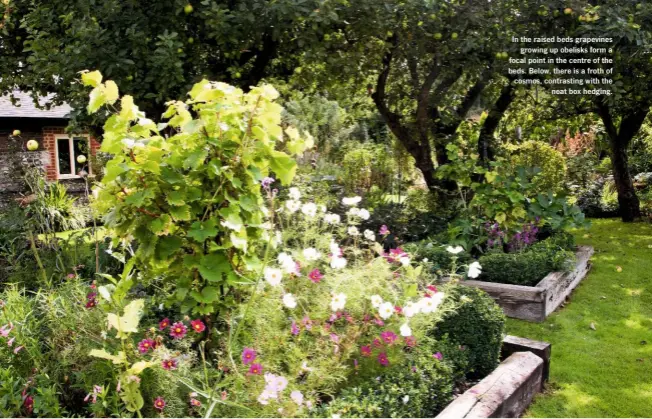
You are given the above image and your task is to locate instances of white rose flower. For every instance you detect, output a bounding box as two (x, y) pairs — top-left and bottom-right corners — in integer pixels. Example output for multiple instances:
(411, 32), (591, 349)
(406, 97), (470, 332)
(370, 295), (383, 308)
(342, 196), (362, 206)
(331, 293), (347, 311)
(378, 301), (394, 319)
(400, 322), (412, 337)
(348, 226), (360, 236)
(288, 187), (301, 200)
(324, 213), (341, 224)
(446, 245), (464, 254)
(468, 261), (482, 278)
(286, 200), (301, 213)
(330, 256), (347, 270)
(363, 229), (376, 241)
(302, 247), (321, 261)
(282, 293), (297, 309)
(301, 202), (318, 218)
(264, 267), (283, 287)
(358, 209), (370, 220)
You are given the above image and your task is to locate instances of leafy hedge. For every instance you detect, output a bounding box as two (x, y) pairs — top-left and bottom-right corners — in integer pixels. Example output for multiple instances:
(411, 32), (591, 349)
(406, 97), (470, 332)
(429, 286), (506, 379)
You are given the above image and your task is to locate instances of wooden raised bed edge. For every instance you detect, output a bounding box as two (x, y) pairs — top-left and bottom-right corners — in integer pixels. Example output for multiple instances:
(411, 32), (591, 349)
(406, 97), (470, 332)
(442, 246), (594, 322)
(436, 335), (551, 419)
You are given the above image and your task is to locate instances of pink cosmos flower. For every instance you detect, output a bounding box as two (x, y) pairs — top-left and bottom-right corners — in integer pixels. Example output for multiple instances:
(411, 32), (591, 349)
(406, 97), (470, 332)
(433, 352), (443, 360)
(379, 225), (390, 235)
(6, 337), (14, 347)
(405, 336), (417, 347)
(154, 397), (166, 411)
(24, 395), (34, 413)
(384, 248), (407, 264)
(159, 318), (170, 330)
(241, 347), (257, 364)
(138, 339), (155, 354)
(330, 333), (340, 344)
(373, 338), (382, 348)
(13, 346), (23, 354)
(190, 398), (201, 407)
(67, 273), (75, 279)
(380, 330), (398, 345)
(308, 269), (324, 283)
(248, 363), (263, 375)
(394, 305), (403, 314)
(378, 352), (389, 366)
(190, 319), (206, 333)
(360, 345), (372, 357)
(374, 318), (384, 326)
(301, 316), (313, 330)
(291, 321), (300, 336)
(161, 359), (178, 371)
(170, 322), (187, 339)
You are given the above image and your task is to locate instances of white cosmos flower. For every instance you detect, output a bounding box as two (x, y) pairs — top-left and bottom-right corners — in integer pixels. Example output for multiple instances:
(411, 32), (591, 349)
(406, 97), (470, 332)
(288, 187), (301, 200)
(286, 200), (301, 213)
(363, 229), (376, 241)
(468, 261), (482, 278)
(331, 293), (347, 311)
(370, 295), (383, 308)
(264, 267), (283, 287)
(342, 196), (362, 206)
(378, 301), (394, 319)
(330, 256), (347, 269)
(419, 292), (445, 313)
(221, 219), (242, 232)
(301, 202), (318, 217)
(358, 209), (370, 220)
(403, 301), (419, 318)
(319, 205), (327, 213)
(324, 213), (341, 224)
(278, 252), (299, 275)
(446, 245), (464, 254)
(399, 256), (411, 267)
(230, 234), (247, 252)
(282, 293), (297, 309)
(303, 247), (321, 261)
(400, 322), (412, 337)
(290, 390), (304, 406)
(347, 207), (360, 217)
(329, 240), (341, 255)
(348, 226), (360, 236)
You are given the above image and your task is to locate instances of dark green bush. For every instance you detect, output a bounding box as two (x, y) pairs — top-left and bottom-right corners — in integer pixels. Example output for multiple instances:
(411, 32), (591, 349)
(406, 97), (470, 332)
(480, 236), (576, 286)
(429, 285), (505, 379)
(403, 241), (471, 272)
(315, 347), (454, 418)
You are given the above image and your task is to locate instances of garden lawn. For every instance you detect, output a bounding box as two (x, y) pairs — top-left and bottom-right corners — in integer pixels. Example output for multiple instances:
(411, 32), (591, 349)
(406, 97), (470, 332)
(506, 219), (652, 418)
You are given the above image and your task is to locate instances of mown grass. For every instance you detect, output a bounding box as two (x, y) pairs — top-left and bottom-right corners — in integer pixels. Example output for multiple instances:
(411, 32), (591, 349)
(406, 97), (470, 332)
(506, 219), (652, 417)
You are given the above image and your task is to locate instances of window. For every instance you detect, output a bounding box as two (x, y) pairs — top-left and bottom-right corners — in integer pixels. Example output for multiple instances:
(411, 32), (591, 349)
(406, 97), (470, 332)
(55, 134), (90, 178)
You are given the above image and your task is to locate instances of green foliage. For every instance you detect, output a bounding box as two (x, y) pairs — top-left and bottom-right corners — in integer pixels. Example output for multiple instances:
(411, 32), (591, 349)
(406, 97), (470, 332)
(479, 238), (576, 287)
(341, 143), (395, 193)
(87, 73), (312, 315)
(317, 347), (454, 418)
(508, 140), (567, 194)
(404, 241), (471, 274)
(429, 285), (505, 379)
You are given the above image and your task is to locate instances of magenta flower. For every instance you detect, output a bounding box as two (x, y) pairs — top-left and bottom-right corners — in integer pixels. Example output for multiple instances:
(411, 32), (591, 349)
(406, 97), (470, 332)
(380, 330), (398, 345)
(308, 269), (324, 283)
(169, 322), (187, 339)
(291, 321), (300, 336)
(23, 395), (34, 414)
(433, 352), (443, 360)
(159, 318), (170, 330)
(374, 318), (384, 326)
(384, 247), (407, 264)
(241, 347), (257, 364)
(360, 345), (372, 357)
(190, 398), (201, 407)
(405, 336), (417, 347)
(379, 225), (390, 235)
(161, 358), (178, 371)
(138, 339), (155, 354)
(248, 363), (263, 375)
(378, 352), (389, 366)
(190, 319), (206, 333)
(154, 397), (166, 411)
(373, 338), (382, 348)
(67, 273), (75, 279)
(301, 316), (313, 330)
(330, 333), (340, 344)
(0, 323), (12, 338)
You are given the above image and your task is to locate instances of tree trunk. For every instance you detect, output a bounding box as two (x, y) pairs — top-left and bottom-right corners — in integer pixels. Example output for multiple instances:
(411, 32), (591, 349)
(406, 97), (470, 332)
(478, 81), (515, 165)
(610, 140), (641, 221)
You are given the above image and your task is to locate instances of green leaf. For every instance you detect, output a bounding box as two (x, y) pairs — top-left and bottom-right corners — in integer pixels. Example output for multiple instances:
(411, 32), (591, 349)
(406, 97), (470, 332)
(169, 205), (192, 221)
(184, 149), (208, 170)
(167, 190), (186, 206)
(81, 70), (103, 87)
(187, 219), (218, 242)
(269, 151), (297, 185)
(198, 253), (229, 282)
(155, 236), (183, 260)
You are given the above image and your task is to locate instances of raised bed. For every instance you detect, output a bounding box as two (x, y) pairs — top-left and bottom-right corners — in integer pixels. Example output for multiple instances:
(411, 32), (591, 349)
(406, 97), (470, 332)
(437, 335), (551, 419)
(442, 246), (594, 322)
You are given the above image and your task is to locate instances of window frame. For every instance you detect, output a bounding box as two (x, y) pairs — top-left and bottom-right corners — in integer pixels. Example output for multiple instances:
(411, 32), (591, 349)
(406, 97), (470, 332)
(54, 134), (91, 179)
